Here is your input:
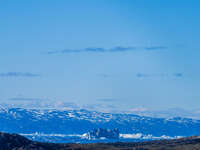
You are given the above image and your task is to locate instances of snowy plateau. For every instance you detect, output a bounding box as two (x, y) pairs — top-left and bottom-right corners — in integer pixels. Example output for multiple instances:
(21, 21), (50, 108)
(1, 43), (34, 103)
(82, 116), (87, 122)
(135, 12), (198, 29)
(0, 107), (199, 143)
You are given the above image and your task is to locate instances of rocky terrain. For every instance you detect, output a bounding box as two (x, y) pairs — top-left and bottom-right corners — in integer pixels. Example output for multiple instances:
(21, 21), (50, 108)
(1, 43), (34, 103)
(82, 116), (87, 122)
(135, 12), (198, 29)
(0, 107), (200, 140)
(1, 132), (200, 150)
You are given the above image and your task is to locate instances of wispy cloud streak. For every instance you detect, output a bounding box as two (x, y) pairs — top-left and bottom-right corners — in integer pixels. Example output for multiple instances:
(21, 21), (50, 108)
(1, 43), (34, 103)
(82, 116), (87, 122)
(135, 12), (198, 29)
(0, 72), (40, 77)
(47, 46), (136, 54)
(47, 46), (167, 54)
(174, 73), (183, 77)
(96, 98), (118, 102)
(8, 97), (47, 101)
(145, 46), (167, 51)
(136, 73), (183, 78)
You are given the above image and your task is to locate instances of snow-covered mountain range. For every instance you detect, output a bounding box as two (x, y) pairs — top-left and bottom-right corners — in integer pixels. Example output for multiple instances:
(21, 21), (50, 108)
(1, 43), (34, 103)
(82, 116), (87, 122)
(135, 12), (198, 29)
(0, 107), (199, 141)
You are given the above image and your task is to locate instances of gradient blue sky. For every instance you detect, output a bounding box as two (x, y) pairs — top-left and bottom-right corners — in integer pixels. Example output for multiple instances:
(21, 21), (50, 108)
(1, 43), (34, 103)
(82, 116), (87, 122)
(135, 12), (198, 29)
(0, 0), (200, 111)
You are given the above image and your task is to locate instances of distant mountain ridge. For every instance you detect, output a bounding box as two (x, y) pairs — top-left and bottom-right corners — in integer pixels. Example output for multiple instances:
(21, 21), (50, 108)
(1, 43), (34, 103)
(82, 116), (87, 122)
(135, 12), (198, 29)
(0, 107), (200, 140)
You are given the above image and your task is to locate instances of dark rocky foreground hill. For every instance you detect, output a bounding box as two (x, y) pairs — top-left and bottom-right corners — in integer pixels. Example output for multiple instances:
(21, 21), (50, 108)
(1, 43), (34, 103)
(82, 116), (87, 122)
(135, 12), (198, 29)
(1, 132), (200, 150)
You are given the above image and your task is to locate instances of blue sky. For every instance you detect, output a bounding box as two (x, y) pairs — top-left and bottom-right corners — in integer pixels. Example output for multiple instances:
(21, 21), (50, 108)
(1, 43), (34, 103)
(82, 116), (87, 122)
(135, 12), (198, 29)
(0, 0), (200, 111)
